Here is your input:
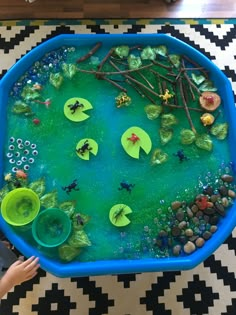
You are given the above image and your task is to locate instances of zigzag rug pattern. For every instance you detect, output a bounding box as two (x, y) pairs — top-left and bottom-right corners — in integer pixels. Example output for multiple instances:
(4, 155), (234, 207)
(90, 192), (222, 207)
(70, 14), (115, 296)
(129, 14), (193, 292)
(0, 21), (236, 315)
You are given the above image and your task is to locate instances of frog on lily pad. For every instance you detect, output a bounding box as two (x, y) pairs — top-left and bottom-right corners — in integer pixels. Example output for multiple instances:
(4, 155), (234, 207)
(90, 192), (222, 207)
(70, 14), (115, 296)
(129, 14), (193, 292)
(121, 126), (152, 159)
(109, 204), (132, 227)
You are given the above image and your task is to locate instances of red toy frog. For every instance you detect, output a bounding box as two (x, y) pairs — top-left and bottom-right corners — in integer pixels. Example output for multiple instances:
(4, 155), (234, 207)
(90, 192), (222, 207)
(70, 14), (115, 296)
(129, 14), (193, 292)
(127, 133), (140, 144)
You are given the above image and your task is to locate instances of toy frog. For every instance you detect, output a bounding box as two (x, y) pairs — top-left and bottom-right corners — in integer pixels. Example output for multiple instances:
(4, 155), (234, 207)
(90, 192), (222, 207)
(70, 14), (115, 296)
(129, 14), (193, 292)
(76, 140), (92, 156)
(118, 180), (135, 193)
(174, 149), (189, 162)
(68, 100), (84, 114)
(62, 179), (80, 194)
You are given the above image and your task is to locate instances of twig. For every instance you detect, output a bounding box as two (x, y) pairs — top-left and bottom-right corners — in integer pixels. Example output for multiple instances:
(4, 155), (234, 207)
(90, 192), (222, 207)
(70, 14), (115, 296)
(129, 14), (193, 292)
(179, 78), (197, 133)
(77, 63), (153, 76)
(181, 59), (195, 100)
(102, 77), (127, 93)
(137, 71), (154, 89)
(152, 60), (173, 70)
(125, 79), (145, 98)
(109, 60), (161, 98)
(150, 69), (175, 84)
(76, 42), (102, 63)
(183, 55), (208, 78)
(163, 103), (203, 112)
(97, 48), (115, 73)
(183, 71), (201, 95)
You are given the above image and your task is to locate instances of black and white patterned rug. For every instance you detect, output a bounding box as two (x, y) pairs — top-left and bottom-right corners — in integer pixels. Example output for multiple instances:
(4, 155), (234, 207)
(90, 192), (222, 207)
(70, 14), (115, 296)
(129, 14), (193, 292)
(0, 19), (236, 315)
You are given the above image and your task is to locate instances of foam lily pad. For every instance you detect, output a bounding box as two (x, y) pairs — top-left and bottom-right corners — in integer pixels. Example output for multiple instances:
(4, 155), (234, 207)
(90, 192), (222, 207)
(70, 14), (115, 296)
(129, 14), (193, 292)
(76, 138), (98, 160)
(64, 97), (93, 122)
(109, 204), (132, 227)
(121, 126), (152, 159)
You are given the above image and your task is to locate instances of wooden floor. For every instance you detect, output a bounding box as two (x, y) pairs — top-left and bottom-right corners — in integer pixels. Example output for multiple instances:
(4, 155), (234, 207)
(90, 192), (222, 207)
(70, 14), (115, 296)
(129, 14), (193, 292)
(0, 0), (236, 20)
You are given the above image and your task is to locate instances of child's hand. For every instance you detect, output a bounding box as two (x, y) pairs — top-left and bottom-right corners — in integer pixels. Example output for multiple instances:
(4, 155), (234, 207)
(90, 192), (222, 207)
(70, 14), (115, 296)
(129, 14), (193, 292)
(4, 256), (40, 286)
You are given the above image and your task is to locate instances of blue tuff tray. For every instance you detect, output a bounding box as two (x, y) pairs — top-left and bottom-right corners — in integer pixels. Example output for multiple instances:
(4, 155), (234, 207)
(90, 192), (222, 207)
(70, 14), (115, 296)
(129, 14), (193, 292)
(0, 34), (236, 277)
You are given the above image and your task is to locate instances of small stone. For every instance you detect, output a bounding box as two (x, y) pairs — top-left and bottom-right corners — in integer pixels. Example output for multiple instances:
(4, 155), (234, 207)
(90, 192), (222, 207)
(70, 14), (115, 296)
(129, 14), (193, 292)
(203, 215), (210, 223)
(189, 235), (198, 242)
(195, 237), (205, 248)
(176, 210), (185, 221)
(159, 230), (168, 237)
(202, 231), (212, 240)
(173, 245), (181, 256)
(186, 207), (194, 218)
(171, 201), (182, 210)
(221, 197), (229, 207)
(178, 235), (187, 244)
(204, 207), (216, 215)
(185, 228), (194, 237)
(171, 226), (181, 237)
(228, 189), (236, 198)
(218, 186), (228, 197)
(210, 194), (221, 203)
(215, 202), (226, 216)
(196, 211), (203, 218)
(221, 174), (234, 183)
(203, 186), (214, 196)
(168, 237), (173, 247)
(184, 241), (196, 254)
(192, 217), (200, 224)
(156, 239), (163, 248)
(209, 215), (219, 225)
(178, 221), (187, 229)
(210, 225), (218, 233)
(191, 204), (199, 213)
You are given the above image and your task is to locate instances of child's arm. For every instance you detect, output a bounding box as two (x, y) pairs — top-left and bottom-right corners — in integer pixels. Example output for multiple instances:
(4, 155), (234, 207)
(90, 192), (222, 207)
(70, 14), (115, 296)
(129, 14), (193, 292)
(0, 256), (40, 299)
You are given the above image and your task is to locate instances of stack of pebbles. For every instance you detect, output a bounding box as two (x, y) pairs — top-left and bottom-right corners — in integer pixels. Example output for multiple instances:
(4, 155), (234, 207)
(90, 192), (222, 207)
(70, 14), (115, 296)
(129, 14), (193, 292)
(156, 174), (235, 256)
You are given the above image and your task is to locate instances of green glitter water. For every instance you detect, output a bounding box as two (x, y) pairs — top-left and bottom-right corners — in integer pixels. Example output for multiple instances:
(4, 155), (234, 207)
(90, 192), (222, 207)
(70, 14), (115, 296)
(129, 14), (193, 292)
(3, 43), (233, 262)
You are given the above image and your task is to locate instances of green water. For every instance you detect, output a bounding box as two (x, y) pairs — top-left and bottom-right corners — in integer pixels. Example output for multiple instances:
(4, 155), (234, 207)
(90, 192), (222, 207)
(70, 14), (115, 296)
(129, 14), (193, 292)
(3, 44), (232, 262)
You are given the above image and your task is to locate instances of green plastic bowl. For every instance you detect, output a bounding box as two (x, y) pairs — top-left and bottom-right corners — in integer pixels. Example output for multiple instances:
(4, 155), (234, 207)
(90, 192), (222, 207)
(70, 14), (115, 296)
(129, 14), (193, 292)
(32, 208), (71, 247)
(1, 188), (40, 226)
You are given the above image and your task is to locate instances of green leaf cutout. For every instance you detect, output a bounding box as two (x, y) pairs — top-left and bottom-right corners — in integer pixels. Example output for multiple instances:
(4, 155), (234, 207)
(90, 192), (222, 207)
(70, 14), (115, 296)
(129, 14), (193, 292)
(58, 244), (81, 262)
(195, 134), (213, 151)
(159, 128), (173, 145)
(12, 101), (33, 115)
(59, 200), (76, 218)
(121, 126), (152, 159)
(21, 86), (40, 101)
(62, 63), (77, 79)
(210, 123), (228, 140)
(28, 177), (46, 197)
(64, 97), (93, 122)
(161, 113), (178, 128)
(114, 45), (130, 59)
(127, 54), (142, 70)
(151, 148), (168, 165)
(0, 185), (9, 205)
(180, 129), (196, 145)
(169, 54), (181, 68)
(72, 213), (91, 230)
(40, 190), (58, 208)
(199, 80), (217, 92)
(144, 104), (162, 120)
(191, 73), (206, 85)
(68, 230), (91, 248)
(109, 204), (132, 227)
(141, 46), (156, 60)
(76, 138), (98, 160)
(153, 45), (168, 57)
(49, 72), (63, 89)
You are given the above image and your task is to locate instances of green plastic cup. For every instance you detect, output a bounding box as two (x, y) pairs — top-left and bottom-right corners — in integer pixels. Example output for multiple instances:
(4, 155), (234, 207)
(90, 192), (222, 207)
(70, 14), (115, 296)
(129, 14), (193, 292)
(1, 188), (40, 226)
(32, 208), (71, 247)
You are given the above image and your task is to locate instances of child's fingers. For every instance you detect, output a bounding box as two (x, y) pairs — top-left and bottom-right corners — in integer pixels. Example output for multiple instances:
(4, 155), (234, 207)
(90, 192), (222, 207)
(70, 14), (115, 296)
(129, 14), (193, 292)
(23, 256), (39, 269)
(11, 260), (23, 267)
